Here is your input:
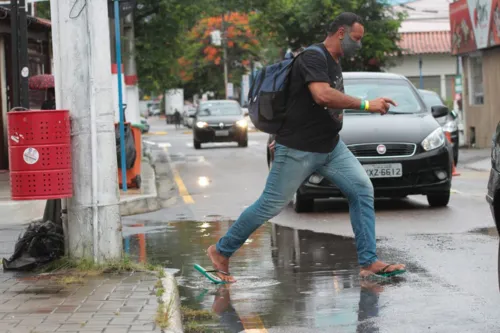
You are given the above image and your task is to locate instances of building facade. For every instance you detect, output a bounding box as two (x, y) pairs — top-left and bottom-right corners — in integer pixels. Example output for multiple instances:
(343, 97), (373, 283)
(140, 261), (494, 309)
(450, 0), (500, 148)
(0, 8), (51, 170)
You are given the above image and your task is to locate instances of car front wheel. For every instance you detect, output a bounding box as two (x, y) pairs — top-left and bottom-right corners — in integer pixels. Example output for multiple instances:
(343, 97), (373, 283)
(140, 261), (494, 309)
(194, 139), (201, 150)
(238, 137), (248, 147)
(293, 191), (314, 213)
(427, 191), (450, 207)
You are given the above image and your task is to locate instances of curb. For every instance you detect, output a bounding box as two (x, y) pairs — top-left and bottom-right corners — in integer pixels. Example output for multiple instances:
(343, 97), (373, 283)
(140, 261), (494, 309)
(160, 269), (183, 333)
(119, 150), (177, 216)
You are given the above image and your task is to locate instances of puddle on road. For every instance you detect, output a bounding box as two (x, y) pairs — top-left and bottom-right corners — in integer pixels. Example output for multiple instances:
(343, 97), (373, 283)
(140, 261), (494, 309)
(122, 220), (408, 332)
(122, 219), (500, 332)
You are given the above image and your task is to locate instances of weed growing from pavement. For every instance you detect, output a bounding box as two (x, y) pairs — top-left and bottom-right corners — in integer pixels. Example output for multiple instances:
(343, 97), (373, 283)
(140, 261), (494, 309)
(38, 255), (165, 287)
(155, 282), (176, 330)
(39, 255), (163, 274)
(181, 306), (217, 333)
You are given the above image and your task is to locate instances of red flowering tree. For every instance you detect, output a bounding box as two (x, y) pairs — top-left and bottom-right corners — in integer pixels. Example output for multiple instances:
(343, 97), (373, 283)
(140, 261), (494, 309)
(179, 12), (261, 99)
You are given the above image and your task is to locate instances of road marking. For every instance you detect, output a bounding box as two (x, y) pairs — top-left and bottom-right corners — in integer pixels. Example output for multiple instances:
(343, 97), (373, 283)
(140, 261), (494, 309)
(158, 143), (171, 148)
(238, 314), (269, 332)
(144, 131), (168, 136)
(163, 147), (194, 204)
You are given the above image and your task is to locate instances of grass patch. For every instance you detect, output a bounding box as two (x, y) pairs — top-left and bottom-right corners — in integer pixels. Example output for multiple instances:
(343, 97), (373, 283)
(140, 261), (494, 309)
(155, 286), (176, 330)
(181, 306), (215, 322)
(39, 256), (165, 289)
(156, 287), (165, 297)
(39, 256), (163, 275)
(181, 306), (218, 333)
(156, 303), (170, 329)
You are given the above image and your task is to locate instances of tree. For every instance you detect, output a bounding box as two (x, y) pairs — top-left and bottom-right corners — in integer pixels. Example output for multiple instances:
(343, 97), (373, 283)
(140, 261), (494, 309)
(34, 1), (51, 19)
(134, 0), (204, 94)
(179, 12), (261, 99)
(252, 0), (405, 71)
(134, 0), (268, 96)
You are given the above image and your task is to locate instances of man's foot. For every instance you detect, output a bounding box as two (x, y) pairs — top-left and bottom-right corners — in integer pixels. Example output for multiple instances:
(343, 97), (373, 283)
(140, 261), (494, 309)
(360, 261), (406, 278)
(207, 245), (236, 283)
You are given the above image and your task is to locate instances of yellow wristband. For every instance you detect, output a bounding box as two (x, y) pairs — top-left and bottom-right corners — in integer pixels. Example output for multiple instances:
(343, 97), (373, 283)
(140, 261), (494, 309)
(364, 100), (370, 111)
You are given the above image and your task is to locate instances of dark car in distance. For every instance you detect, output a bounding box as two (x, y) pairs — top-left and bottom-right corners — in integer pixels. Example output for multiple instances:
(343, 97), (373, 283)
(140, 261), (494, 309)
(192, 100), (249, 149)
(418, 89), (459, 165)
(267, 72), (454, 213)
(486, 123), (500, 235)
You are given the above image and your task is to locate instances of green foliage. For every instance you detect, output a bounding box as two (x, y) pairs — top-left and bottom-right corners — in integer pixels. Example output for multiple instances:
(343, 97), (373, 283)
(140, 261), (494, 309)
(134, 0), (268, 96)
(35, 1), (51, 19)
(252, 0), (406, 71)
(134, 0), (203, 94)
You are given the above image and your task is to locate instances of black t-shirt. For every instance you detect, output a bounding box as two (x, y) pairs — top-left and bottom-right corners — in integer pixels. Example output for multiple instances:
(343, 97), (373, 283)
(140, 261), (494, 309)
(275, 43), (344, 153)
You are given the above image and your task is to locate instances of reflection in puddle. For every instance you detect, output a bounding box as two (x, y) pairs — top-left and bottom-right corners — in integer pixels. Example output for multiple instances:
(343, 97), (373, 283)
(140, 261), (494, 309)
(123, 220), (390, 332)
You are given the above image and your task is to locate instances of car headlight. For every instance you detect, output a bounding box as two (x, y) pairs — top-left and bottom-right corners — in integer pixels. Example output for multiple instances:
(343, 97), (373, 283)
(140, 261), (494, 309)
(442, 120), (458, 133)
(421, 127), (446, 151)
(196, 121), (208, 128)
(236, 119), (248, 128)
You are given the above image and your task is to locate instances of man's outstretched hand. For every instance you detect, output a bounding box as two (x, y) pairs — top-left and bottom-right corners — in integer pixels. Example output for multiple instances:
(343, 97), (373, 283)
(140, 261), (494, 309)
(368, 98), (397, 115)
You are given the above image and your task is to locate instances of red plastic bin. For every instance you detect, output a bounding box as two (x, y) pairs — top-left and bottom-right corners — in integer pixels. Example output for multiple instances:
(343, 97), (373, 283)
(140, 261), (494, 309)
(7, 109), (72, 200)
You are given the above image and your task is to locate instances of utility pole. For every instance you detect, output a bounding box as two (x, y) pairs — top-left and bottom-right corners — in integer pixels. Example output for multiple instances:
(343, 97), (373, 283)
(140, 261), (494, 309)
(10, 0), (19, 107)
(9, 0), (29, 108)
(221, 11), (229, 99)
(123, 12), (140, 124)
(18, 0), (29, 108)
(50, 0), (122, 262)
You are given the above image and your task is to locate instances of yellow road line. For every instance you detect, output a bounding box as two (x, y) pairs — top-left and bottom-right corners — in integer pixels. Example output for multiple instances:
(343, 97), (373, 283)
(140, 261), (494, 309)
(144, 131), (168, 136)
(239, 314), (269, 332)
(163, 147), (194, 204)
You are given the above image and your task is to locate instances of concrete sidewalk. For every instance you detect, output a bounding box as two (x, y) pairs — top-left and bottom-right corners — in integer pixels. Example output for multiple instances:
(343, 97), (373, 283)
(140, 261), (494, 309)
(0, 156), (167, 226)
(459, 148), (491, 172)
(0, 224), (182, 333)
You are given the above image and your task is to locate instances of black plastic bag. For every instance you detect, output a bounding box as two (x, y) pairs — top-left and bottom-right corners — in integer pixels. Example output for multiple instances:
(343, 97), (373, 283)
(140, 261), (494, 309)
(116, 124), (137, 170)
(3, 220), (64, 271)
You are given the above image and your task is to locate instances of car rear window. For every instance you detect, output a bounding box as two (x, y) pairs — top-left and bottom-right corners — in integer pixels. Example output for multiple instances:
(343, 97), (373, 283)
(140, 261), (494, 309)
(198, 102), (241, 116)
(420, 91), (445, 109)
(344, 79), (423, 114)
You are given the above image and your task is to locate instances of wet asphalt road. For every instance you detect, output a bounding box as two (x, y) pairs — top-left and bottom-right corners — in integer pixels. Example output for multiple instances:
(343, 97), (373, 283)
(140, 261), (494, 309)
(124, 118), (500, 332)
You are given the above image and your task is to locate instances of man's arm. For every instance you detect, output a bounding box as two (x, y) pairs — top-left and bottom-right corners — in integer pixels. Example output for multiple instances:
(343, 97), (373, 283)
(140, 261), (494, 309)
(309, 82), (361, 110)
(309, 82), (397, 114)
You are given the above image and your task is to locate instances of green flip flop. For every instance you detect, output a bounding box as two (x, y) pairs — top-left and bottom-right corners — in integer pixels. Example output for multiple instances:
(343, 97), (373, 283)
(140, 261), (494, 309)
(194, 264), (232, 285)
(375, 264), (406, 278)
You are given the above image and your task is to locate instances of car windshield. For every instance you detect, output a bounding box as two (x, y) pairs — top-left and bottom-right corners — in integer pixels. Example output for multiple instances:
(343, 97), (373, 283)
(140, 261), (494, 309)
(344, 79), (423, 114)
(198, 102), (241, 116)
(419, 91), (444, 109)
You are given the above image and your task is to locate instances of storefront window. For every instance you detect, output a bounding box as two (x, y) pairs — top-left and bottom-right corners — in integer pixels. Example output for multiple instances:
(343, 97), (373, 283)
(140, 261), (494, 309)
(469, 55), (484, 105)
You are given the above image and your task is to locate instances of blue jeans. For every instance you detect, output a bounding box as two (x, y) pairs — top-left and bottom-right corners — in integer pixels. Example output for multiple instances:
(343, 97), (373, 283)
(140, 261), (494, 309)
(216, 139), (377, 267)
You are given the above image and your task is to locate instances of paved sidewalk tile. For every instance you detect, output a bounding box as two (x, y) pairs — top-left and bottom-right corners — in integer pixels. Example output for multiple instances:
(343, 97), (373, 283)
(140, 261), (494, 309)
(0, 265), (161, 333)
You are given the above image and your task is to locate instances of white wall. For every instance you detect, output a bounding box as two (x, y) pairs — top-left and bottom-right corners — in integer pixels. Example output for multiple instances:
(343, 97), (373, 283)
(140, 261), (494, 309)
(385, 54), (456, 99)
(387, 54), (455, 77)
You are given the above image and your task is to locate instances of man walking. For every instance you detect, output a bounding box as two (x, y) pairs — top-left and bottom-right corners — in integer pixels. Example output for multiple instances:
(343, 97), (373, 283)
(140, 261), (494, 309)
(207, 12), (405, 282)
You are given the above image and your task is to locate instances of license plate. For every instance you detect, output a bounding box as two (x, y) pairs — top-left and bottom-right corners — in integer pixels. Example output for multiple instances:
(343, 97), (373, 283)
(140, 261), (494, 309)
(215, 130), (229, 136)
(363, 163), (402, 178)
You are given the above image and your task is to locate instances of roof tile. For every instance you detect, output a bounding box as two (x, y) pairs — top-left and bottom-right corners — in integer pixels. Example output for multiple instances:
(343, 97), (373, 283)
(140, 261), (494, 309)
(398, 31), (451, 55)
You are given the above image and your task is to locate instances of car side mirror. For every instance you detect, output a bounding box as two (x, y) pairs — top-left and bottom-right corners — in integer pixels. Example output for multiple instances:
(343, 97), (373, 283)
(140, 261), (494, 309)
(431, 105), (449, 118)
